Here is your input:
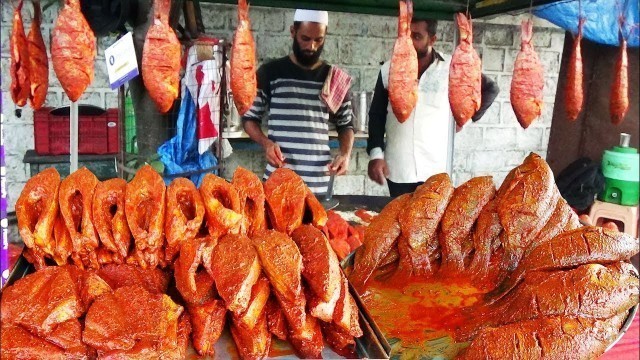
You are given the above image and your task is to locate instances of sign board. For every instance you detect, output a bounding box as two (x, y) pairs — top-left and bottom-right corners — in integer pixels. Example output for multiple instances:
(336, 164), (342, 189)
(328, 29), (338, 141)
(105, 32), (139, 90)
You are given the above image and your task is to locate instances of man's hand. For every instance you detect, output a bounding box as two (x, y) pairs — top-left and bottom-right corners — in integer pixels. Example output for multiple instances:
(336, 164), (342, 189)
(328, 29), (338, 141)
(368, 159), (389, 185)
(330, 153), (350, 175)
(263, 140), (285, 167)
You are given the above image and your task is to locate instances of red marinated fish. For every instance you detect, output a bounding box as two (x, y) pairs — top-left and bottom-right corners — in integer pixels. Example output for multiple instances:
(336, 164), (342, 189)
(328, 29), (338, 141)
(565, 18), (585, 122)
(93, 178), (131, 262)
(230, 0), (257, 116)
(27, 0), (49, 110)
(15, 168), (61, 268)
(388, 0), (418, 123)
(165, 178), (205, 262)
(51, 0), (96, 102)
(59, 168), (100, 269)
(610, 29), (628, 125)
(125, 165), (166, 269)
(142, 0), (181, 113)
(10, 0), (30, 107)
(449, 12), (481, 128)
(510, 19), (544, 129)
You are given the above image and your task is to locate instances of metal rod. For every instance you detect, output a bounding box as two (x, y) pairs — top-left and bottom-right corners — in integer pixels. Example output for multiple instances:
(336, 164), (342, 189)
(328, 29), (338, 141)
(219, 41), (227, 176)
(446, 14), (457, 177)
(70, 100), (79, 173)
(117, 85), (126, 178)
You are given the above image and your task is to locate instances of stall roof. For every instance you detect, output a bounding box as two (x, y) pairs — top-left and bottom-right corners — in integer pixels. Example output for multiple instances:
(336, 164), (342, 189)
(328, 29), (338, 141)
(201, 0), (564, 20)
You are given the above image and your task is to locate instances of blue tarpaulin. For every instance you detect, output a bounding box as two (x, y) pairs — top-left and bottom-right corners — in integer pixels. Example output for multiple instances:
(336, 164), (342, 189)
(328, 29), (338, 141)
(534, 0), (639, 47)
(157, 90), (217, 187)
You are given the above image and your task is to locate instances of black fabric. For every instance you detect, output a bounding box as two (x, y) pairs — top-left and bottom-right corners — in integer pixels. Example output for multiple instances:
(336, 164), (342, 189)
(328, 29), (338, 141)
(82, 0), (131, 36)
(387, 179), (424, 198)
(556, 157), (605, 212)
(472, 74), (501, 122)
(366, 71), (388, 154)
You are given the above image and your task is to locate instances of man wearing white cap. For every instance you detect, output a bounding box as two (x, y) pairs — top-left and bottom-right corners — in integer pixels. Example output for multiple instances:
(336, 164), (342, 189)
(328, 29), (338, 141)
(242, 9), (355, 196)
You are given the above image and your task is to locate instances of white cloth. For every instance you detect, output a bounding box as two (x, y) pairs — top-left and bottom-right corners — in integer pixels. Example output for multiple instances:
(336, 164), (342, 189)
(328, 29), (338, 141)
(294, 9), (329, 25)
(371, 51), (454, 183)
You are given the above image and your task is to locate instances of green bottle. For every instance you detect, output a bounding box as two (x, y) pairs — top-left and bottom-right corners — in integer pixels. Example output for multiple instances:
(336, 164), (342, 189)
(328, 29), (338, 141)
(124, 89), (138, 154)
(600, 133), (639, 206)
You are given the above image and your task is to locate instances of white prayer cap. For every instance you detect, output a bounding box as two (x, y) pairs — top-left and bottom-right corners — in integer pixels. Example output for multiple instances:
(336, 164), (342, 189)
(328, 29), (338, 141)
(294, 9), (329, 26)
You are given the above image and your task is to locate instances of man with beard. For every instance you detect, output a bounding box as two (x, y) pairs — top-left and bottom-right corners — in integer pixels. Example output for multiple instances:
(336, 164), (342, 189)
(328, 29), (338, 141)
(367, 18), (500, 197)
(242, 10), (354, 196)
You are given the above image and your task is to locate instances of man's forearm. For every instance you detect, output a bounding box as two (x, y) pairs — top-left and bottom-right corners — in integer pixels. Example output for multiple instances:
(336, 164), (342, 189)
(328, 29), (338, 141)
(338, 128), (354, 157)
(243, 120), (270, 148)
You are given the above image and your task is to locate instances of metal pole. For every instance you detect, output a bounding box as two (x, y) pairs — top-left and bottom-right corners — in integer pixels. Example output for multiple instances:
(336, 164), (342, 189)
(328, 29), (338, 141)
(70, 100), (79, 173)
(118, 85), (126, 178)
(219, 41), (227, 175)
(446, 15), (457, 177)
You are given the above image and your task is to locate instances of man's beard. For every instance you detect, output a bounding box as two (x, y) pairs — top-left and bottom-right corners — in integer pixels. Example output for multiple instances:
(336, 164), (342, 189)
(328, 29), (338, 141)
(416, 47), (430, 59)
(292, 37), (324, 66)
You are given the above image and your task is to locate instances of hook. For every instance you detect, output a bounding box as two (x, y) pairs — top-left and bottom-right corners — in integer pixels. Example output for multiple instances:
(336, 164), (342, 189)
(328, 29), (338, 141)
(528, 0), (534, 19)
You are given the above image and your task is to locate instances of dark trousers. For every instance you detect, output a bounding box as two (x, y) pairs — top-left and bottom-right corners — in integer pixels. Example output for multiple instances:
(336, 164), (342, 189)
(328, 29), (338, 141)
(387, 179), (424, 197)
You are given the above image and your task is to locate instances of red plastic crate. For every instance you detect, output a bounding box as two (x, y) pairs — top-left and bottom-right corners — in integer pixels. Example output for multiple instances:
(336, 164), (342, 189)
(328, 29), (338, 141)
(34, 107), (120, 155)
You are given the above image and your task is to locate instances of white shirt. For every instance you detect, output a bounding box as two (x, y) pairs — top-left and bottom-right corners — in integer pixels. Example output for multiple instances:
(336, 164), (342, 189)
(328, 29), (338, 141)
(370, 52), (454, 183)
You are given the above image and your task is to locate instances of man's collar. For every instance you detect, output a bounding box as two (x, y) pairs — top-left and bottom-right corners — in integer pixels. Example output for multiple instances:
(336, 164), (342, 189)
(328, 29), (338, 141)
(432, 49), (445, 62)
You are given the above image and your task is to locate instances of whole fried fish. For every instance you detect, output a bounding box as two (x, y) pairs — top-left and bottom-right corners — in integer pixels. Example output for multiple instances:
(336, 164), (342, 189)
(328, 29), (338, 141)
(230, 0), (257, 116)
(565, 18), (585, 121)
(510, 19), (544, 128)
(449, 12), (482, 127)
(388, 0), (418, 123)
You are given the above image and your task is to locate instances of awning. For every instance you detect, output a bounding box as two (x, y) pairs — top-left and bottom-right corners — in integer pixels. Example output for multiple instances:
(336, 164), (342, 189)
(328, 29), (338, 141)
(200, 0), (564, 20)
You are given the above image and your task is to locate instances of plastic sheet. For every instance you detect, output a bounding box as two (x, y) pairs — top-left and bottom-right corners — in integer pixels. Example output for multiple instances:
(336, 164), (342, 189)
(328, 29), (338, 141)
(534, 0), (639, 47)
(157, 89), (218, 187)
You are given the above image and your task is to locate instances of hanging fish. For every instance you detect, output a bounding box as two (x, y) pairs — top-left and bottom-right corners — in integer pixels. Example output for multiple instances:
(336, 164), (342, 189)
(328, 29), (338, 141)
(610, 27), (628, 125)
(51, 0), (96, 102)
(142, 0), (181, 113)
(230, 0), (257, 116)
(27, 0), (49, 110)
(510, 19), (544, 129)
(389, 0), (418, 123)
(10, 0), (30, 107)
(565, 18), (585, 122)
(449, 12), (482, 128)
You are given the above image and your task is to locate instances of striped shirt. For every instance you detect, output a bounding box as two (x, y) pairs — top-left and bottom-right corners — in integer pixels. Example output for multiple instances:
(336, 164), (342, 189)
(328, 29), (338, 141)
(242, 56), (353, 195)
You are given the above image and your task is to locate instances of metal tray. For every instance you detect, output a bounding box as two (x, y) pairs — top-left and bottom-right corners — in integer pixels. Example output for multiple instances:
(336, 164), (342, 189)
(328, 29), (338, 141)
(340, 253), (391, 358)
(1, 253), (390, 359)
(341, 252), (639, 359)
(2, 254), (33, 289)
(606, 264), (640, 352)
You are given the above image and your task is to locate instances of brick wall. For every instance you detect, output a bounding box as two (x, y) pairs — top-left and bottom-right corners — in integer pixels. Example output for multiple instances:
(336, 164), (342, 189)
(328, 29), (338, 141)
(1, 3), (565, 212)
(208, 5), (566, 196)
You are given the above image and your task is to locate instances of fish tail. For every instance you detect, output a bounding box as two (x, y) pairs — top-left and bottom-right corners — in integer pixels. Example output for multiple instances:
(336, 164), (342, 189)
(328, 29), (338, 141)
(32, 0), (42, 24)
(577, 17), (585, 37)
(398, 0), (408, 37)
(153, 0), (171, 21)
(238, 0), (249, 21)
(520, 19), (533, 47)
(406, 0), (413, 37)
(68, 0), (83, 10)
(456, 12), (473, 43)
